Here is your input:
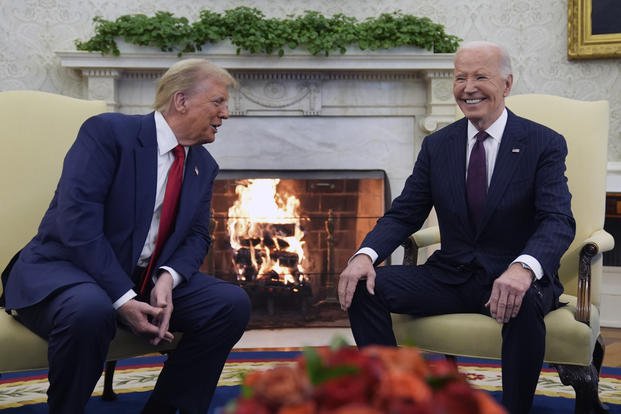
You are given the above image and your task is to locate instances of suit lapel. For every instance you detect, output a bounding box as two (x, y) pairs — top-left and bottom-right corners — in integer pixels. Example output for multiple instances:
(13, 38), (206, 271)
(478, 111), (526, 232)
(446, 120), (471, 229)
(132, 114), (158, 265)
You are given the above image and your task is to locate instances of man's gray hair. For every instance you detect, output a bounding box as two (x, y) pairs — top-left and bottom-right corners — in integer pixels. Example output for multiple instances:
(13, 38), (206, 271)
(456, 41), (513, 79)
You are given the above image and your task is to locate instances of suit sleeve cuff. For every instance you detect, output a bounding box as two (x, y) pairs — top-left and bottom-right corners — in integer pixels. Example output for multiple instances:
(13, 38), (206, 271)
(113, 289), (137, 310)
(158, 266), (182, 288)
(351, 247), (379, 265)
(512, 254), (543, 280)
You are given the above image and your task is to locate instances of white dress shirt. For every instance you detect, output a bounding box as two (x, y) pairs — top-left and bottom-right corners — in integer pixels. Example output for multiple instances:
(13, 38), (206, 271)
(112, 111), (186, 309)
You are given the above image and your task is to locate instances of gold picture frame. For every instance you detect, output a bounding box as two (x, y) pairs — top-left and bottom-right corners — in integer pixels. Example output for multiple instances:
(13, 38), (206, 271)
(568, 0), (621, 59)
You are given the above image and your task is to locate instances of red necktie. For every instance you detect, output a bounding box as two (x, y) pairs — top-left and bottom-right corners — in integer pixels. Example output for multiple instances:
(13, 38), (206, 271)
(139, 144), (185, 294)
(466, 131), (489, 227)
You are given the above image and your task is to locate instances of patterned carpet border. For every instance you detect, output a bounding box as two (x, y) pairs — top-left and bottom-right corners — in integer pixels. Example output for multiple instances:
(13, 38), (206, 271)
(0, 351), (619, 409)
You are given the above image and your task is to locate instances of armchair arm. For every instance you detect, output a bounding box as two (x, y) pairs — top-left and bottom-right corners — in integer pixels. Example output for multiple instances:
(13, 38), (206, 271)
(412, 226), (442, 248)
(583, 229), (615, 253)
(402, 226), (440, 266)
(401, 225), (614, 323)
(576, 229), (615, 324)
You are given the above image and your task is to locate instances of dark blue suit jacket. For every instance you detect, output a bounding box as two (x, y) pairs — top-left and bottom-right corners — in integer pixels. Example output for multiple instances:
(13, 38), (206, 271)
(5, 112), (219, 309)
(361, 109), (575, 296)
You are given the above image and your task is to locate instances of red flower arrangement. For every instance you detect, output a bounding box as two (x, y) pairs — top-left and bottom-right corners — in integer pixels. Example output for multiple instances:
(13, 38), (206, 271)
(224, 343), (506, 414)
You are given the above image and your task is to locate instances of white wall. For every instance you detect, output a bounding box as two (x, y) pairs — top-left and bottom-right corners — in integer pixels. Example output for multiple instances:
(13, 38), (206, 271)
(1, 0), (620, 160)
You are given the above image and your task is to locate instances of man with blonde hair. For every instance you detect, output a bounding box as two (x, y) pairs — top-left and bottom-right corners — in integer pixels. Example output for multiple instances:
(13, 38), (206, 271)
(2, 58), (250, 413)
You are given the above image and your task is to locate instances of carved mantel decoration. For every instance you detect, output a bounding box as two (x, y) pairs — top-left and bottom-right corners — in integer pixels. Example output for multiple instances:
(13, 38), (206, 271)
(55, 44), (456, 134)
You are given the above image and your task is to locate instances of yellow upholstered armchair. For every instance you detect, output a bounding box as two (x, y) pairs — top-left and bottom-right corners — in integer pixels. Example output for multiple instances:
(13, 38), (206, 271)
(393, 94), (613, 413)
(0, 90), (179, 400)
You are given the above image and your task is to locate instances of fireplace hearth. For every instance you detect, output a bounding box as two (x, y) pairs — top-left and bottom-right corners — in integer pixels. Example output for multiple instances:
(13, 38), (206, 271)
(201, 170), (387, 328)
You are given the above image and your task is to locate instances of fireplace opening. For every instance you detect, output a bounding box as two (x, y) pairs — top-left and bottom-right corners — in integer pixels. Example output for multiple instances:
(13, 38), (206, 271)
(201, 170), (388, 329)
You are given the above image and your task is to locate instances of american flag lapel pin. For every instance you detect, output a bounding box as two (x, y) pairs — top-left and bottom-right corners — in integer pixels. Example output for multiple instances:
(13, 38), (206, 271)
(194, 166), (199, 175)
(512, 148), (520, 153)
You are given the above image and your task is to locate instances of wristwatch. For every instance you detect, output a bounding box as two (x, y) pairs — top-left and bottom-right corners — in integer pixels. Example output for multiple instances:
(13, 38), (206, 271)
(518, 262), (536, 281)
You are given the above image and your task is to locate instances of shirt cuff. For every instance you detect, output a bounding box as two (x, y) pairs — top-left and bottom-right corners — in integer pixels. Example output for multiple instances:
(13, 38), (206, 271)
(157, 266), (183, 288)
(512, 254), (543, 280)
(351, 247), (379, 265)
(112, 289), (137, 310)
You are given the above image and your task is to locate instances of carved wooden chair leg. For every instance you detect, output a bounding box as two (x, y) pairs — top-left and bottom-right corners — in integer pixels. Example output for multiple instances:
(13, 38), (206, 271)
(593, 335), (606, 376)
(102, 360), (118, 401)
(554, 363), (608, 414)
(444, 354), (457, 366)
(590, 337), (609, 413)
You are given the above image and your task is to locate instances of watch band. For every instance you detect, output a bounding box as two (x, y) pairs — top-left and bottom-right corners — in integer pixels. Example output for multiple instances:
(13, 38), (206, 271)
(519, 262), (536, 281)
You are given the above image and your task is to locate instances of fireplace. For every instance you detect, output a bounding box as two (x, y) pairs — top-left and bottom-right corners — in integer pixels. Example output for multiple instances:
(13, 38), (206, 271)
(201, 170), (387, 328)
(56, 45), (458, 326)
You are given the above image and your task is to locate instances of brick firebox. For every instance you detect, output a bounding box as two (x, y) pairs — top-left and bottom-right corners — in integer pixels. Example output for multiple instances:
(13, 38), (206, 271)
(200, 170), (387, 328)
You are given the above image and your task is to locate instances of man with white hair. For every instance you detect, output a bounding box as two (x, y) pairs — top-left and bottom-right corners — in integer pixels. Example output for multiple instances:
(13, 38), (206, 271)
(338, 41), (575, 414)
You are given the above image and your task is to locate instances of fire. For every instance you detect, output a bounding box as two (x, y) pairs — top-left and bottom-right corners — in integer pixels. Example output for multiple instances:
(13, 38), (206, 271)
(227, 179), (307, 285)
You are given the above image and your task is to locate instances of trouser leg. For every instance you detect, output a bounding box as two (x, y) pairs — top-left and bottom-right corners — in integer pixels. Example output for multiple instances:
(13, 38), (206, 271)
(348, 277), (398, 346)
(16, 283), (117, 414)
(143, 274), (250, 414)
(347, 265), (483, 348)
(500, 280), (556, 414)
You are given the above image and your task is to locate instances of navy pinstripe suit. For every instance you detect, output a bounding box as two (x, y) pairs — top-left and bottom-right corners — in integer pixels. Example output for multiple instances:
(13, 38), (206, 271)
(348, 109), (575, 413)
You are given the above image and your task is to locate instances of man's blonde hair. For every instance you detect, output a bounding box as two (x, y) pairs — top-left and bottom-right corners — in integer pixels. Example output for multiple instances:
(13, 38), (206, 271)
(153, 58), (237, 112)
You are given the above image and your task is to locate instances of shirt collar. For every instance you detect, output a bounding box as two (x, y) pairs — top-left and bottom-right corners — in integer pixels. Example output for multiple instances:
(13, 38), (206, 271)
(154, 111), (181, 156)
(467, 107), (508, 143)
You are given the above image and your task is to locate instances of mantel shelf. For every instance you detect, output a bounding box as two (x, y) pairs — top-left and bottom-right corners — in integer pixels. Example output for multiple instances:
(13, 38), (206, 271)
(55, 47), (455, 72)
(54, 45), (457, 137)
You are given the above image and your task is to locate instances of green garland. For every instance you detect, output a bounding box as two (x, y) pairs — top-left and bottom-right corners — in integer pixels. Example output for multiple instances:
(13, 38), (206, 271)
(75, 7), (461, 57)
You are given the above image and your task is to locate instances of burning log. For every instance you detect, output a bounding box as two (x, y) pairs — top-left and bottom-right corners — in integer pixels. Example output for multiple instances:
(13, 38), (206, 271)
(227, 178), (312, 316)
(274, 250), (298, 269)
(239, 238), (261, 247)
(233, 237), (301, 282)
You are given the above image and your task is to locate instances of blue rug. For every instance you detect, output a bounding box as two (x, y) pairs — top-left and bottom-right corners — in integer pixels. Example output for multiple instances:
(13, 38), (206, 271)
(0, 351), (619, 413)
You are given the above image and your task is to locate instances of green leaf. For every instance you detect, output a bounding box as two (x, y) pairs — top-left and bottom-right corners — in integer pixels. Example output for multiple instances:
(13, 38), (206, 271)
(302, 346), (360, 386)
(329, 336), (350, 350)
(75, 8), (461, 56)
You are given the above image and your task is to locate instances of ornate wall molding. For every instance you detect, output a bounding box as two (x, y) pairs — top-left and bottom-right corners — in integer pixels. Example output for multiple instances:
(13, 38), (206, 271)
(420, 70), (456, 132)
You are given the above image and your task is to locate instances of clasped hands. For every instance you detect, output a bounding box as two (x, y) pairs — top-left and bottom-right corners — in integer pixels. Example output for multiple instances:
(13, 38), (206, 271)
(117, 272), (175, 346)
(337, 255), (533, 324)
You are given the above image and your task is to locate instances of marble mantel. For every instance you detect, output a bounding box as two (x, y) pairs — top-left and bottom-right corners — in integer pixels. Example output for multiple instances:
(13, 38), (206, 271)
(55, 45), (456, 133)
(56, 45), (458, 271)
(57, 45), (458, 267)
